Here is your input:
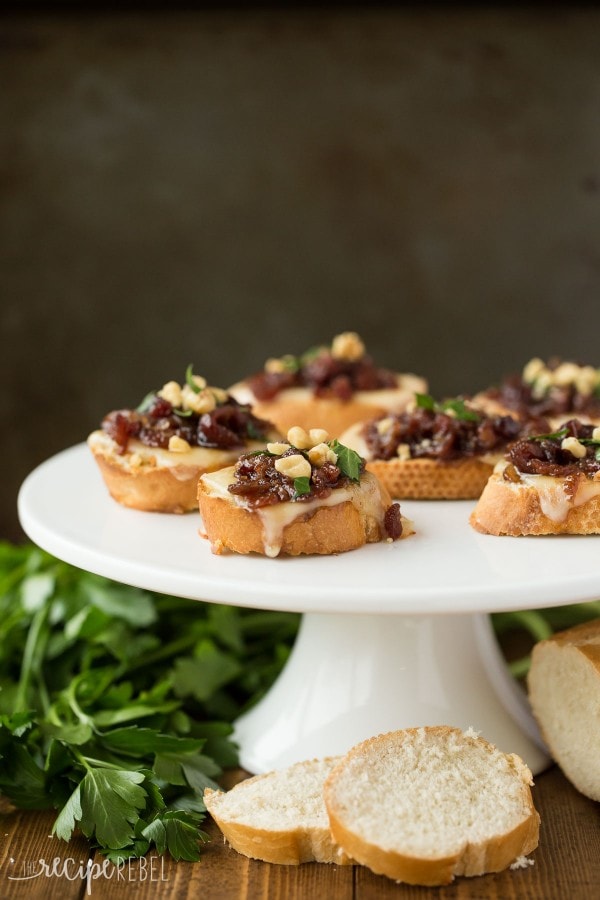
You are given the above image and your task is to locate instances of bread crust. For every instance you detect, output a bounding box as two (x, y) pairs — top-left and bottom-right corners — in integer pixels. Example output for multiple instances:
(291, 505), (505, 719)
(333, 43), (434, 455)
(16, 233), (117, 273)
(528, 620), (600, 801)
(88, 431), (262, 514)
(203, 759), (352, 866)
(470, 471), (600, 535)
(90, 446), (201, 513)
(323, 726), (539, 887)
(229, 376), (426, 437)
(366, 457), (496, 500)
(198, 472), (395, 556)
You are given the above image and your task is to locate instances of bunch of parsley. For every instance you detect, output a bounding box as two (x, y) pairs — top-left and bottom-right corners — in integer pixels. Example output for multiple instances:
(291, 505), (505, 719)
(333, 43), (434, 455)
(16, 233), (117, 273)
(0, 541), (299, 862)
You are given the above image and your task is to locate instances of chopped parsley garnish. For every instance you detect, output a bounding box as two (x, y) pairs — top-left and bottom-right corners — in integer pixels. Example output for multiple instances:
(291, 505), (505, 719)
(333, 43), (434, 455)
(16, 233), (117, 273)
(531, 427), (569, 442)
(328, 440), (362, 481)
(293, 476), (311, 496)
(136, 391), (156, 414)
(531, 428), (600, 447)
(185, 363), (202, 393)
(415, 393), (480, 422)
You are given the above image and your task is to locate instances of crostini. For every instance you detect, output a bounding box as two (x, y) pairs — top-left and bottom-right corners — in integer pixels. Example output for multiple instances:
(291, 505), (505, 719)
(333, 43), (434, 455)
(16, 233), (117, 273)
(228, 331), (427, 437)
(340, 394), (549, 500)
(88, 366), (277, 513)
(197, 425), (410, 556)
(473, 357), (600, 426)
(470, 418), (600, 535)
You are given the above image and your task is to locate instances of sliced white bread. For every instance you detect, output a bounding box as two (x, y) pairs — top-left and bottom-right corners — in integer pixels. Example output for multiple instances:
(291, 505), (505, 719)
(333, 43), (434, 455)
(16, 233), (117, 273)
(323, 726), (539, 886)
(203, 757), (352, 865)
(528, 619), (600, 801)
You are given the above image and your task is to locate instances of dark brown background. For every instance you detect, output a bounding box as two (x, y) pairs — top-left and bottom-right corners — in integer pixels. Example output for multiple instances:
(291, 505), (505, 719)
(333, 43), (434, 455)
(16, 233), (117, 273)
(3, 7), (600, 540)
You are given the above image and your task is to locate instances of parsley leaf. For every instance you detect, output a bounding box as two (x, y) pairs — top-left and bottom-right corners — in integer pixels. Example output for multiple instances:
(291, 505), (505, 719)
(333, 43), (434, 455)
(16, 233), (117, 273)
(415, 393), (480, 422)
(143, 810), (209, 862)
(328, 440), (362, 481)
(415, 392), (436, 412)
(440, 398), (480, 422)
(136, 392), (156, 414)
(293, 476), (311, 496)
(531, 427), (569, 442)
(79, 768), (147, 849)
(185, 363), (202, 393)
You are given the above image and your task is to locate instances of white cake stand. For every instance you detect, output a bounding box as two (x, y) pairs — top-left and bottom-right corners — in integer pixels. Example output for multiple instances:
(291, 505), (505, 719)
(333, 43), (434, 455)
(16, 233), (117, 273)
(18, 445), (600, 776)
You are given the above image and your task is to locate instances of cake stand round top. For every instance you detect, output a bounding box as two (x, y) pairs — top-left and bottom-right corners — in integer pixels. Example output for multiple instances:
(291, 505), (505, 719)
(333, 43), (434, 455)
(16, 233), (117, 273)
(18, 443), (600, 615)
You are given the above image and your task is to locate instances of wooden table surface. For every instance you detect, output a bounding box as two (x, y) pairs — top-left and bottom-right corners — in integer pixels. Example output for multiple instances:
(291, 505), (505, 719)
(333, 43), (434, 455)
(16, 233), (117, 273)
(1, 763), (598, 900)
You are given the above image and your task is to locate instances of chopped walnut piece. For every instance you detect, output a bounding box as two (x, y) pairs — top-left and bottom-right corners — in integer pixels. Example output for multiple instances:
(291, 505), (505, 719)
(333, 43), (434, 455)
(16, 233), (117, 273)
(331, 331), (365, 362)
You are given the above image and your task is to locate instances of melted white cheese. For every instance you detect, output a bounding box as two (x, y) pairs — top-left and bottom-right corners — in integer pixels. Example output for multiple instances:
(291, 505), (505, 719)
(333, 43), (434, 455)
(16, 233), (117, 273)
(200, 466), (390, 557)
(88, 431), (263, 480)
(228, 373), (427, 411)
(518, 473), (600, 522)
(494, 461), (600, 523)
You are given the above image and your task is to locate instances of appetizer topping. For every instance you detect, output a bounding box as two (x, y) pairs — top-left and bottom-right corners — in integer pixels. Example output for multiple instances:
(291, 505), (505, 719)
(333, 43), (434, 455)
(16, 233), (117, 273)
(228, 428), (364, 508)
(246, 332), (399, 401)
(503, 419), (600, 480)
(226, 428), (403, 540)
(168, 435), (192, 453)
(485, 357), (600, 418)
(523, 358), (599, 398)
(330, 330), (366, 362)
(274, 453), (312, 479)
(101, 366), (273, 454)
(364, 394), (548, 462)
(561, 436), (587, 459)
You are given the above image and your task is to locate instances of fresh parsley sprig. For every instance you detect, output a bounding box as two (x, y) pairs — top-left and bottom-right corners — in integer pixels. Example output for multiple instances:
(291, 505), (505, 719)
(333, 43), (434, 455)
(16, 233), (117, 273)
(0, 543), (300, 861)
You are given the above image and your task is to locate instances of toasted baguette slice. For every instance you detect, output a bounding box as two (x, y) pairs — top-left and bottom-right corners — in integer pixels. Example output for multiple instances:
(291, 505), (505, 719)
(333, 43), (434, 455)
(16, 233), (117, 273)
(339, 420), (503, 500)
(528, 619), (600, 801)
(229, 377), (426, 438)
(198, 466), (408, 557)
(470, 467), (600, 535)
(203, 758), (352, 865)
(88, 431), (265, 514)
(366, 457), (495, 500)
(323, 727), (539, 887)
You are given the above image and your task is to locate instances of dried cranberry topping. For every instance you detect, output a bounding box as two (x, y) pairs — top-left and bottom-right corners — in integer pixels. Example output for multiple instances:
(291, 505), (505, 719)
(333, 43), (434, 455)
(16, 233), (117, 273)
(227, 449), (364, 508)
(384, 502), (403, 539)
(101, 395), (271, 454)
(484, 364), (600, 419)
(246, 349), (398, 402)
(364, 407), (548, 462)
(506, 419), (600, 478)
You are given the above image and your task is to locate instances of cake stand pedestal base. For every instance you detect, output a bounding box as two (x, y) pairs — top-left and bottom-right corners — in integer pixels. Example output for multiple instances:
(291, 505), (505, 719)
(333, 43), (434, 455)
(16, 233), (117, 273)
(234, 611), (549, 775)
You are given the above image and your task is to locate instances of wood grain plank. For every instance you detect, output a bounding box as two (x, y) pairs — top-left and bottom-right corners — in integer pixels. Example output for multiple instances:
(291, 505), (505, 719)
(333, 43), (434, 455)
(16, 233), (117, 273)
(1, 766), (599, 899)
(0, 801), (89, 900)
